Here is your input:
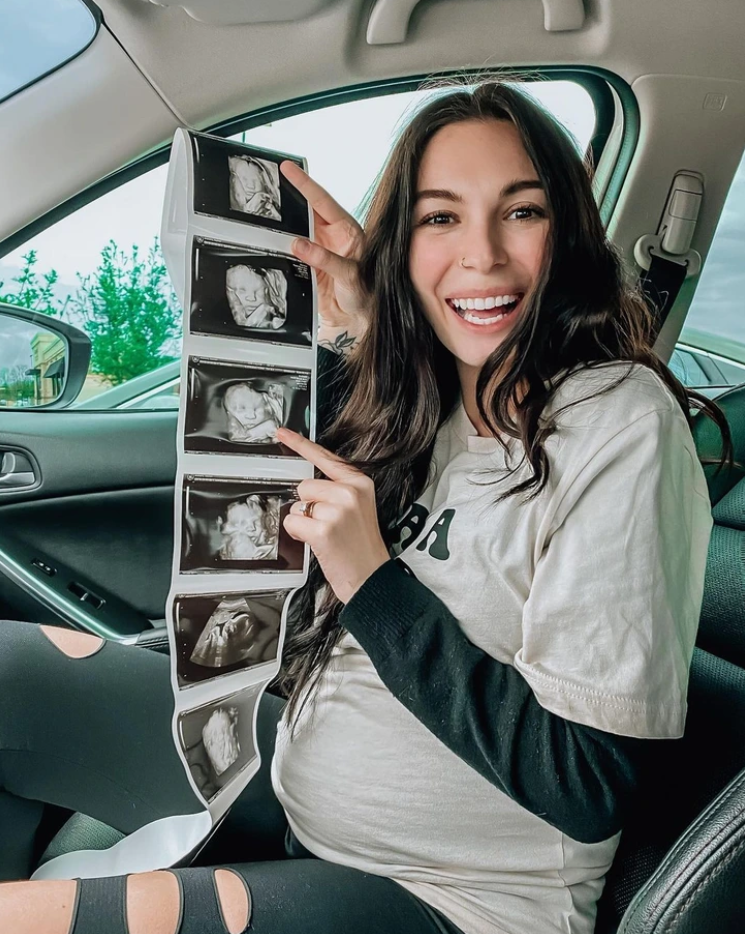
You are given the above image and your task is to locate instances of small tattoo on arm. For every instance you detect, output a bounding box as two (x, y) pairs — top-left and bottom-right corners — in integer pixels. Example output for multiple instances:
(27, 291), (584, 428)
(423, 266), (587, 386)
(318, 331), (359, 356)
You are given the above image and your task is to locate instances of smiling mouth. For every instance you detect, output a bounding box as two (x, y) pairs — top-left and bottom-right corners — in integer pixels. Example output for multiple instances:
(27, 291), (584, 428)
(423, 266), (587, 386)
(445, 293), (524, 326)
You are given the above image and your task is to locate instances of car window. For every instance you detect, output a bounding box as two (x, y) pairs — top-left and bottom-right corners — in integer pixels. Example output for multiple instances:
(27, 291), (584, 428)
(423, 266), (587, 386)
(122, 380), (181, 411)
(0, 80), (598, 411)
(0, 0), (98, 104)
(668, 348), (711, 387)
(675, 147), (745, 390)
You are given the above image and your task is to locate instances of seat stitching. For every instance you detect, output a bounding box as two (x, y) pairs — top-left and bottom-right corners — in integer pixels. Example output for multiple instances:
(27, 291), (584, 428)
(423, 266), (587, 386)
(625, 777), (745, 926)
(664, 832), (745, 932)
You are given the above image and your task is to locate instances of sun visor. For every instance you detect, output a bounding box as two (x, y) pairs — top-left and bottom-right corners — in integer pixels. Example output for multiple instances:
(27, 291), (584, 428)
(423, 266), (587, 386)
(365, 0), (586, 44)
(140, 0), (334, 26)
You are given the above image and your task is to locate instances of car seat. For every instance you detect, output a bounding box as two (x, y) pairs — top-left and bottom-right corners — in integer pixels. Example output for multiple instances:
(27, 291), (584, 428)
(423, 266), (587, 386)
(36, 385), (745, 934)
(595, 381), (745, 933)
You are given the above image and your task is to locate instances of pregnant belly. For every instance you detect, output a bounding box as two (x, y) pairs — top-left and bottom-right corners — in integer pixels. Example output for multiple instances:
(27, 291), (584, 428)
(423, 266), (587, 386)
(271, 659), (550, 877)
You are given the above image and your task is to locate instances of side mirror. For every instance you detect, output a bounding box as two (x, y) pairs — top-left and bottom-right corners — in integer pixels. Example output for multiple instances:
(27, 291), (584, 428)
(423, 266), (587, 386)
(0, 304), (91, 409)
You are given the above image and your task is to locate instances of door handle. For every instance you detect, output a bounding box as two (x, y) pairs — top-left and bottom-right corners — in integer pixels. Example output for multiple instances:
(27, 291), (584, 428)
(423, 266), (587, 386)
(0, 450), (39, 491)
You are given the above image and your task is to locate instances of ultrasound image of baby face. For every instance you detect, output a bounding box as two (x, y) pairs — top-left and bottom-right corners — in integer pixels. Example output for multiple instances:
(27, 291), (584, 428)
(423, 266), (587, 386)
(228, 155), (281, 221)
(223, 382), (284, 444)
(225, 266), (286, 330)
(217, 494), (280, 561)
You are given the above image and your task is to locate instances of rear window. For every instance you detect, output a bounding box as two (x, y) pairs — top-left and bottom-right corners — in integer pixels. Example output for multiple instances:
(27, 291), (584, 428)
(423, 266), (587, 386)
(0, 0), (98, 104)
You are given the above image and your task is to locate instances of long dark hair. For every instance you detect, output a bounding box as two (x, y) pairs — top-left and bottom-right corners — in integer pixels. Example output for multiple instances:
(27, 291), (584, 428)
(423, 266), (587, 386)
(276, 79), (735, 728)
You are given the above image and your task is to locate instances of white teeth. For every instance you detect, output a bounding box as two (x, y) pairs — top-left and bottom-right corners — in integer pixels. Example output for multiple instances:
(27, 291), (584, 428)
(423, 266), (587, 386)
(463, 311), (506, 325)
(450, 294), (519, 311)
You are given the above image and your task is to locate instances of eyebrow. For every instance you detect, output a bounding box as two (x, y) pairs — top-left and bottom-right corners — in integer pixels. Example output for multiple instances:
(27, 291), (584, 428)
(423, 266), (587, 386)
(414, 179), (544, 204)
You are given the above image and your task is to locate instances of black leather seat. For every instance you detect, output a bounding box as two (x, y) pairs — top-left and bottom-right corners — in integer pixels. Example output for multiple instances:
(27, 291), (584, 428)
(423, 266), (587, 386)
(596, 382), (745, 933)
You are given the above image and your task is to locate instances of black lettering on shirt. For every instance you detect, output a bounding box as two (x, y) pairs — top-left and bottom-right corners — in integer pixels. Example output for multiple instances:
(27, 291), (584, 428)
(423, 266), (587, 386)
(416, 508), (455, 561)
(389, 503), (430, 557)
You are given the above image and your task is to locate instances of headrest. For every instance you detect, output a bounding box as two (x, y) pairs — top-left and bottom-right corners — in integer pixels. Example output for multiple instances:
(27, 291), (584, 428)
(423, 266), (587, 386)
(691, 383), (745, 507)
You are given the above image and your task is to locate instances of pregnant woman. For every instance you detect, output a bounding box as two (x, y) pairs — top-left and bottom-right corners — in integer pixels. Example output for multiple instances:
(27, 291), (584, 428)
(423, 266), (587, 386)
(0, 79), (733, 934)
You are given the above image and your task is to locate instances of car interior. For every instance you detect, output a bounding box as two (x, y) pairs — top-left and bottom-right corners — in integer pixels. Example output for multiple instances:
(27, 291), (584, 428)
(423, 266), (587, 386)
(1, 0), (745, 931)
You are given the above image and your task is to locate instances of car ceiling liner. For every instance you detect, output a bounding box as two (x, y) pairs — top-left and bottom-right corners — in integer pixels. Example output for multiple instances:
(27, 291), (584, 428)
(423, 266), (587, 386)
(139, 0), (586, 40)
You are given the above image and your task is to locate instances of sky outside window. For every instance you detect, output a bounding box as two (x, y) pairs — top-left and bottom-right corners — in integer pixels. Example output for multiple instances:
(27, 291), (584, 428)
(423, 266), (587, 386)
(0, 0), (97, 103)
(0, 82), (595, 291)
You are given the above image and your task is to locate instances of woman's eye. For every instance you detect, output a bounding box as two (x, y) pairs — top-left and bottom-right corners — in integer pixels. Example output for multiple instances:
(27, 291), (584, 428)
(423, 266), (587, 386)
(508, 205), (546, 222)
(420, 211), (455, 226)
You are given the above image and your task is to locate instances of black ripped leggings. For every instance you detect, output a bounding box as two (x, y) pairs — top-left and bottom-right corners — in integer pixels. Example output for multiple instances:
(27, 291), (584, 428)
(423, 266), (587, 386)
(0, 620), (464, 934)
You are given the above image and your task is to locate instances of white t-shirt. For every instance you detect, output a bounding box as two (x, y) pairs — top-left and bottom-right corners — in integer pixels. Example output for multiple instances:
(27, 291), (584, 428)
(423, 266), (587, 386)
(271, 361), (714, 934)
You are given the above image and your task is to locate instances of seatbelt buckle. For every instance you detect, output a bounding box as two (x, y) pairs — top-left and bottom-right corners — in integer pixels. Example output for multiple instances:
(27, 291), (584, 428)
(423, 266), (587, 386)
(633, 233), (702, 277)
(633, 171), (704, 277)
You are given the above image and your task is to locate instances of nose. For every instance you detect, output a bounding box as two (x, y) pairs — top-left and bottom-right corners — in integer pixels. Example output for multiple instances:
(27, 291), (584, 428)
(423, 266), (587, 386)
(459, 219), (508, 273)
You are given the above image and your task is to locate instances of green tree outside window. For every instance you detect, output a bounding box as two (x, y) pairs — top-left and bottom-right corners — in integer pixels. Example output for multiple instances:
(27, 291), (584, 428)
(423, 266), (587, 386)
(0, 239), (183, 390)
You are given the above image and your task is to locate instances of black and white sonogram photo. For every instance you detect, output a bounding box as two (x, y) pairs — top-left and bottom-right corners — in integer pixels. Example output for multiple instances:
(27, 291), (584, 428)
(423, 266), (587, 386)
(178, 687), (261, 802)
(191, 133), (310, 238)
(181, 476), (303, 573)
(190, 239), (312, 348)
(174, 590), (288, 688)
(185, 358), (310, 457)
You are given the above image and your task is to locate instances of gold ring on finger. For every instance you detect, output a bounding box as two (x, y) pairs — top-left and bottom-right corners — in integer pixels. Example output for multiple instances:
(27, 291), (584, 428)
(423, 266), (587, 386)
(299, 500), (316, 519)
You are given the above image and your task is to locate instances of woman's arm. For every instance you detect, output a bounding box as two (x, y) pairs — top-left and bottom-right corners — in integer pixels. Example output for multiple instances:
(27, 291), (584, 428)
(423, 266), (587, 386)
(338, 407), (712, 845)
(279, 162), (369, 361)
(339, 558), (647, 845)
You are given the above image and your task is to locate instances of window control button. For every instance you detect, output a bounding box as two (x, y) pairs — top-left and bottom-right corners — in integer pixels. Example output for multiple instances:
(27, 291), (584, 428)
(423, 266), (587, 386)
(32, 559), (55, 577)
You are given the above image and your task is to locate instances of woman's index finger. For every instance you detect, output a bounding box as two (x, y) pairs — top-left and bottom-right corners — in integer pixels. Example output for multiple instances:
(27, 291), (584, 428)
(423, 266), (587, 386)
(279, 160), (353, 226)
(277, 428), (354, 480)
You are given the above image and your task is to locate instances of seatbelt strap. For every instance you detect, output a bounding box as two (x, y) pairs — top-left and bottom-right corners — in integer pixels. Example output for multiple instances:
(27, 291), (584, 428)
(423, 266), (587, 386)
(639, 253), (688, 341)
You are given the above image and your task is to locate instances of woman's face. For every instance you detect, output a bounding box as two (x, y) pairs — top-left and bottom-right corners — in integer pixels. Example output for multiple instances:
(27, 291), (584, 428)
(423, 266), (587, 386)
(409, 119), (549, 377)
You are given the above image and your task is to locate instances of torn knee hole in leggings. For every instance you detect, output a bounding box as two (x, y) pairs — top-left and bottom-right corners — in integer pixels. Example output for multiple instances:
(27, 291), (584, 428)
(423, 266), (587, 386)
(40, 626), (105, 659)
(68, 868), (251, 934)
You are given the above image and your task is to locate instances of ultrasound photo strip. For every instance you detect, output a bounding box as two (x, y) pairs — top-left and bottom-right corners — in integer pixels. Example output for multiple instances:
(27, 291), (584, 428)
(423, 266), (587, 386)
(173, 590), (289, 690)
(185, 357), (311, 458)
(177, 684), (262, 804)
(190, 238), (313, 348)
(158, 126), (315, 848)
(191, 132), (311, 239)
(180, 475), (303, 574)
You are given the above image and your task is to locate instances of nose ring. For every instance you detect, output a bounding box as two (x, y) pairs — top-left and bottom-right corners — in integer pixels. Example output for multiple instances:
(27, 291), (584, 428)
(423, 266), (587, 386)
(459, 257), (467, 268)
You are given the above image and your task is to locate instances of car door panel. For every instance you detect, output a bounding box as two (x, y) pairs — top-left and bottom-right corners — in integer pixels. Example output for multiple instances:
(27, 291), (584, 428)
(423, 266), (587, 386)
(0, 411), (177, 635)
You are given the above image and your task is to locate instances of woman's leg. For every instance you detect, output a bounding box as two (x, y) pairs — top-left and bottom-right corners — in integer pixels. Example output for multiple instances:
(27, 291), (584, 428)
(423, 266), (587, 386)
(0, 859), (464, 934)
(0, 619), (202, 880)
(0, 620), (289, 880)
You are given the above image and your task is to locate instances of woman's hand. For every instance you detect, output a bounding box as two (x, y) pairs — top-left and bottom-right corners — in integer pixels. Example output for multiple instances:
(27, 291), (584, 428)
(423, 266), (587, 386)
(279, 162), (369, 344)
(278, 428), (390, 605)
